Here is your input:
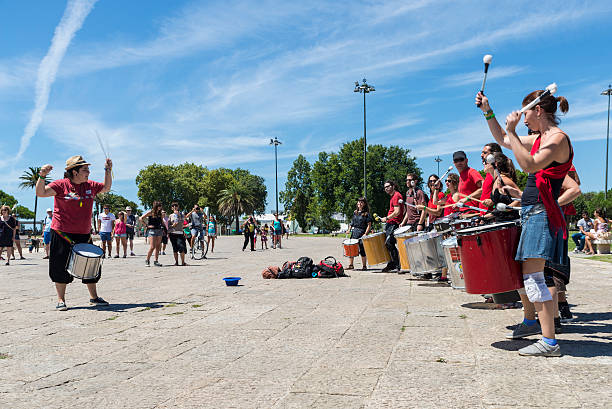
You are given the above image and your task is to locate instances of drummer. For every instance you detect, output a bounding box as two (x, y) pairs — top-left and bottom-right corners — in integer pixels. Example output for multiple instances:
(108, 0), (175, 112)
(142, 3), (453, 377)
(36, 155), (112, 311)
(452, 150), (483, 212)
(400, 173), (427, 231)
(440, 173), (460, 217)
(477, 88), (572, 357)
(380, 180), (404, 272)
(346, 197), (373, 270)
(484, 152), (522, 222)
(479, 143), (503, 212)
(417, 174), (445, 231)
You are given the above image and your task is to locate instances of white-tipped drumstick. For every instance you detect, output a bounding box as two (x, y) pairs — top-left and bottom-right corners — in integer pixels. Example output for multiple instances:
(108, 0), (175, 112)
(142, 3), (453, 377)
(440, 165), (454, 181)
(496, 203), (522, 212)
(95, 130), (114, 179)
(520, 83), (557, 113)
(477, 54), (493, 107)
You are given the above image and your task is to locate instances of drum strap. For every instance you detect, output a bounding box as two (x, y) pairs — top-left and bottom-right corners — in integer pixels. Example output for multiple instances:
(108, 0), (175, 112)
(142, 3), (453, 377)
(54, 230), (74, 246)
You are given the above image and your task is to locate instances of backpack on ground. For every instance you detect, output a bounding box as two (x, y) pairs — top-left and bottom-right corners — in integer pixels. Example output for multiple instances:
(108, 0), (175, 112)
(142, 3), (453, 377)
(278, 257), (314, 279)
(314, 256), (346, 278)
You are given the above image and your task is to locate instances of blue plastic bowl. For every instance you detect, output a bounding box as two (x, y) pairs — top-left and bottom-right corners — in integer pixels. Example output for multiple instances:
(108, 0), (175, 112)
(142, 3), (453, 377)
(223, 277), (241, 286)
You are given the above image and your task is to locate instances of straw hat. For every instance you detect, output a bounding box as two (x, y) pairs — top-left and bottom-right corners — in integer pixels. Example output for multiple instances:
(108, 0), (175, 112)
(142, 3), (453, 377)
(65, 155), (90, 170)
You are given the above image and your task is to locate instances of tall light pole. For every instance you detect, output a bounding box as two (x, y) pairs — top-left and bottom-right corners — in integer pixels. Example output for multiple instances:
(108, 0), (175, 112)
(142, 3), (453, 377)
(434, 156), (442, 176)
(270, 137), (282, 216)
(602, 85), (612, 201)
(354, 78), (375, 200)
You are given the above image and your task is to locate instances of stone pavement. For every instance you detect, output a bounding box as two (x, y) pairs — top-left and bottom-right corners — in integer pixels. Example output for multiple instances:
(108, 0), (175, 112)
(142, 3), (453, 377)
(1, 235), (611, 408)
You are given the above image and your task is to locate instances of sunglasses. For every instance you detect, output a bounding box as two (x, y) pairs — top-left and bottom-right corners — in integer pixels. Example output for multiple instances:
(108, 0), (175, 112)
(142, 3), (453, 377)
(454, 158), (465, 163)
(384, 185), (392, 189)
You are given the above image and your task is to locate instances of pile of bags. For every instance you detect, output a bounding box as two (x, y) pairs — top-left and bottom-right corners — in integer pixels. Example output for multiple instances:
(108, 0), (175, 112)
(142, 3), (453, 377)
(262, 256), (348, 279)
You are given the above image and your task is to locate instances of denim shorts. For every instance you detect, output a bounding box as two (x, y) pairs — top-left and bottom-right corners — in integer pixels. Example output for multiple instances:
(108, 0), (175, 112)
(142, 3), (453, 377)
(43, 231), (52, 245)
(115, 233), (127, 238)
(191, 226), (203, 238)
(99, 231), (112, 242)
(515, 204), (565, 264)
(148, 228), (163, 237)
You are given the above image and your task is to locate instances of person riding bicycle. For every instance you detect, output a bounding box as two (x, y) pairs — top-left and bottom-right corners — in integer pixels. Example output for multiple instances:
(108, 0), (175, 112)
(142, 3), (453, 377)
(186, 205), (206, 250)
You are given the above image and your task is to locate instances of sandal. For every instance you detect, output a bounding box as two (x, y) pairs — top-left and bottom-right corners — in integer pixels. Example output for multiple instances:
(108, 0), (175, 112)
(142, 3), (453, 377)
(346, 265), (354, 270)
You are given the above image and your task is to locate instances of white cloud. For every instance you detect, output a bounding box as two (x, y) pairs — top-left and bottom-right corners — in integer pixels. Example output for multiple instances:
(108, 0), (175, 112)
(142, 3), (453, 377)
(15, 0), (98, 161)
(444, 66), (527, 88)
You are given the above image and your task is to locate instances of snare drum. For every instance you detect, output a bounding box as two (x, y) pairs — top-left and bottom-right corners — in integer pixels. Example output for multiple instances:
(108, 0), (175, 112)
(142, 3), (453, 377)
(395, 231), (418, 271)
(456, 221), (523, 294)
(343, 239), (360, 257)
(441, 237), (464, 290)
(66, 243), (104, 280)
(404, 232), (446, 276)
(361, 232), (390, 266)
(433, 217), (451, 233)
(450, 219), (473, 232)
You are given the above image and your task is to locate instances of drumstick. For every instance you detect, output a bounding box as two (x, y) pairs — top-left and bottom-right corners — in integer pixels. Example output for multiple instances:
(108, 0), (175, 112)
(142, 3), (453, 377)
(477, 54), (493, 107)
(440, 165), (454, 180)
(520, 83), (557, 113)
(95, 130), (114, 179)
(456, 202), (485, 213)
(458, 192), (485, 204)
(496, 203), (522, 212)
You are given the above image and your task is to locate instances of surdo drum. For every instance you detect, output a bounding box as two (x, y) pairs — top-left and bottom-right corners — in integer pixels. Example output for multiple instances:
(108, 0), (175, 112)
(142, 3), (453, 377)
(442, 236), (464, 290)
(66, 243), (103, 280)
(361, 232), (390, 266)
(395, 231), (418, 271)
(404, 232), (446, 276)
(456, 221), (523, 294)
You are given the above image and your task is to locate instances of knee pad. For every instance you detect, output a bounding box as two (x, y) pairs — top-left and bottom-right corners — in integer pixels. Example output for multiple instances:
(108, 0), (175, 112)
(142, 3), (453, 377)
(523, 272), (552, 303)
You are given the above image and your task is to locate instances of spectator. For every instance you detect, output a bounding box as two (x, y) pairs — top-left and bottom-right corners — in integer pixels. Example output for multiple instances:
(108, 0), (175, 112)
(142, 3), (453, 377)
(125, 206), (137, 256)
(97, 205), (116, 258)
(242, 216), (256, 251)
(583, 208), (609, 255)
(207, 215), (217, 253)
(11, 214), (25, 260)
(572, 212), (592, 253)
(140, 201), (164, 267)
(113, 211), (128, 258)
(168, 203), (188, 266)
(273, 214), (282, 249)
(43, 208), (53, 259)
(260, 224), (268, 249)
(0, 206), (17, 265)
(186, 205), (205, 250)
(161, 210), (169, 255)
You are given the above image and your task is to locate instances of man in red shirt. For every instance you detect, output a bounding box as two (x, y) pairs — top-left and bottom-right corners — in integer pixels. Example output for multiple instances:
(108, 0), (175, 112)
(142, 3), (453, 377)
(36, 155), (113, 311)
(380, 180), (404, 272)
(479, 143), (502, 212)
(453, 151), (483, 211)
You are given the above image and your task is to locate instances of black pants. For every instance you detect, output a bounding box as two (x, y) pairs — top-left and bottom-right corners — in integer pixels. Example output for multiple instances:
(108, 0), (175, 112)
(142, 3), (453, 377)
(169, 234), (187, 254)
(384, 223), (400, 267)
(243, 232), (255, 250)
(49, 229), (101, 284)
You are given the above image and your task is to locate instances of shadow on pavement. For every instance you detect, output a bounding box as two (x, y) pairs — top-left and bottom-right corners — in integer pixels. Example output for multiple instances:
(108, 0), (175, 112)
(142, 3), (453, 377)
(491, 339), (612, 357)
(69, 302), (167, 312)
(461, 302), (504, 310)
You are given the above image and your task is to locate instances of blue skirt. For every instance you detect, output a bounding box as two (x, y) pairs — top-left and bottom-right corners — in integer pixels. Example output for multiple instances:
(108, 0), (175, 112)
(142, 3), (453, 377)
(515, 204), (565, 264)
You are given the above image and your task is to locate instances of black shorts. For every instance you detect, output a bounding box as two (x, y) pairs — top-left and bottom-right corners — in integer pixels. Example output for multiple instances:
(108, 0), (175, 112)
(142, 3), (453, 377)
(49, 229), (101, 284)
(169, 234), (187, 254)
(126, 230), (135, 240)
(162, 235), (168, 244)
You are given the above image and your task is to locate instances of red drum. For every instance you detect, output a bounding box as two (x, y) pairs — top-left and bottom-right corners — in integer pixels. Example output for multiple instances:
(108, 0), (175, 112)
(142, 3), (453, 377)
(456, 221), (523, 294)
(343, 239), (360, 257)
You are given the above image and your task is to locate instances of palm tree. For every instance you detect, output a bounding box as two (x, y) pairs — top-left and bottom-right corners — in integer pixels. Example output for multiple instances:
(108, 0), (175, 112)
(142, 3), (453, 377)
(19, 167), (50, 234)
(217, 182), (256, 233)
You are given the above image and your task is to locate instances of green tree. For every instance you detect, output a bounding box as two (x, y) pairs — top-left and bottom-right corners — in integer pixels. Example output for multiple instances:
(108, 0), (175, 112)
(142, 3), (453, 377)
(135, 163), (208, 210)
(217, 182), (256, 232)
(229, 168), (267, 214)
(280, 155), (312, 232)
(13, 205), (34, 219)
(0, 190), (18, 208)
(94, 192), (141, 216)
(202, 168), (236, 219)
(18, 167), (50, 233)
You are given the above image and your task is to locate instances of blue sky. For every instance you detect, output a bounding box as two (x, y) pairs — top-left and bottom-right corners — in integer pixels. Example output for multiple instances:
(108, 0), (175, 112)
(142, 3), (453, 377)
(1, 0), (612, 215)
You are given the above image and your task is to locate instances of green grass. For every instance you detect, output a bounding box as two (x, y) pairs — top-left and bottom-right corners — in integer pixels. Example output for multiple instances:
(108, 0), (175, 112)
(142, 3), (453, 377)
(165, 311), (184, 316)
(164, 303), (177, 308)
(584, 255), (612, 263)
(459, 314), (467, 319)
(292, 233), (344, 238)
(191, 304), (202, 308)
(137, 307), (151, 312)
(400, 326), (406, 332)
(436, 357), (447, 363)
(105, 315), (118, 321)
(0, 353), (9, 359)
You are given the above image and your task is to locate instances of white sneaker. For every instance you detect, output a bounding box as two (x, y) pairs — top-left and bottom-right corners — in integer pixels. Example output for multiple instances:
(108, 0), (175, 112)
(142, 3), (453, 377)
(518, 339), (561, 357)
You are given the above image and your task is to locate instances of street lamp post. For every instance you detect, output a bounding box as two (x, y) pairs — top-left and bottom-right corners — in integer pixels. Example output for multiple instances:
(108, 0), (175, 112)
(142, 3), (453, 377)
(602, 85), (612, 201)
(354, 78), (375, 200)
(434, 156), (442, 176)
(270, 137), (282, 216)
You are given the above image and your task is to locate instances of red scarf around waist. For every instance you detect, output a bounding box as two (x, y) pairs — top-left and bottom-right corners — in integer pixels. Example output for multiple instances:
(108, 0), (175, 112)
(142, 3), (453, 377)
(530, 135), (573, 239)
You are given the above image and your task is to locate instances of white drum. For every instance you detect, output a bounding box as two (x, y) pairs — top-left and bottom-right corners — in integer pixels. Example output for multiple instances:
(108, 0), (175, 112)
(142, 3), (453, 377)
(442, 237), (464, 290)
(66, 243), (103, 280)
(393, 225), (412, 236)
(404, 232), (446, 276)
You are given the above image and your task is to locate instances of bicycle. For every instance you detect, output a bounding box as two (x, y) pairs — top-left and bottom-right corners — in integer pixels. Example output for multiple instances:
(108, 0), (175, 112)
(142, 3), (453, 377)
(190, 233), (209, 260)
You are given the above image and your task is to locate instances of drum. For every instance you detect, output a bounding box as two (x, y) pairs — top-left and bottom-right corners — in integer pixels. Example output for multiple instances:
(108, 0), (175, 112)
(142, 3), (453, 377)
(456, 221), (523, 294)
(404, 232), (446, 276)
(361, 232), (390, 266)
(66, 243), (103, 280)
(395, 231), (418, 271)
(442, 237), (464, 290)
(433, 217), (451, 233)
(450, 219), (473, 232)
(393, 225), (412, 236)
(343, 239), (360, 257)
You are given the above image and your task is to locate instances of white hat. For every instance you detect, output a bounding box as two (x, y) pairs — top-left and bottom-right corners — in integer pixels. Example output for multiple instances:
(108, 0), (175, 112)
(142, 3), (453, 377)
(125, 206), (132, 210)
(46, 208), (52, 212)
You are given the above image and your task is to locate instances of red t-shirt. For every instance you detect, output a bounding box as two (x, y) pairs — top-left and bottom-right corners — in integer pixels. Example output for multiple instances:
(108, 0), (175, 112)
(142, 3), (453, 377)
(387, 191), (405, 224)
(459, 167), (484, 210)
(428, 192), (445, 224)
(48, 179), (105, 234)
(443, 193), (456, 217)
(479, 173), (493, 209)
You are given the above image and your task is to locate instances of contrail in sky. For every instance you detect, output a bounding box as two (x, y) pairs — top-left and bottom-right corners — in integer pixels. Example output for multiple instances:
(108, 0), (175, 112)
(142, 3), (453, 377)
(16, 0), (98, 161)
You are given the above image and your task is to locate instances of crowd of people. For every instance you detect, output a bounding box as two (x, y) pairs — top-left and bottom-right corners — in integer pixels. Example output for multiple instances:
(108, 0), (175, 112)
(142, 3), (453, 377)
(241, 213), (288, 251)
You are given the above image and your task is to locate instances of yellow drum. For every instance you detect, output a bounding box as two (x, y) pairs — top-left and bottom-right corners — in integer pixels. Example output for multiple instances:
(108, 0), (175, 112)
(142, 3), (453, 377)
(396, 231), (418, 271)
(361, 232), (390, 266)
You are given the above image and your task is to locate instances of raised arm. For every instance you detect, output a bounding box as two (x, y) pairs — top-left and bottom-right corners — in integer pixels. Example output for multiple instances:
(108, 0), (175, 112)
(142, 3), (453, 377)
(36, 165), (57, 197)
(476, 92), (535, 150)
(100, 158), (113, 193)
